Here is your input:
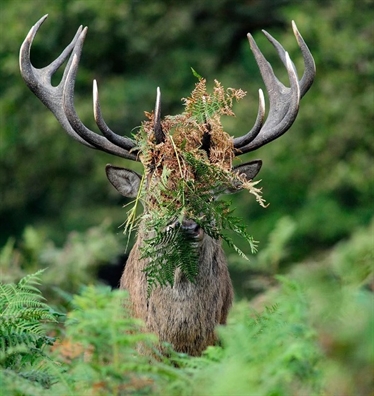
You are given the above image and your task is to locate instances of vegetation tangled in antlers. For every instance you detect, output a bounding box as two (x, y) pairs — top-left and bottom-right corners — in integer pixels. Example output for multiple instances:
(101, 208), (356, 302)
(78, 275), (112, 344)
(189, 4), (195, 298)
(126, 74), (267, 293)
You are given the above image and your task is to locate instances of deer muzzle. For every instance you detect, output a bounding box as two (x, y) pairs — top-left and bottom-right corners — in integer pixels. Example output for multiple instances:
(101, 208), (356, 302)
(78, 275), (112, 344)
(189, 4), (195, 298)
(165, 218), (203, 242)
(181, 219), (203, 241)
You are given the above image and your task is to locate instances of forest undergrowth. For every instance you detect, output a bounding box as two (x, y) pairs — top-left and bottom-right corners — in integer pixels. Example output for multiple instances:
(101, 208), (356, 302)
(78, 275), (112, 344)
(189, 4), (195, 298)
(1, 218), (372, 396)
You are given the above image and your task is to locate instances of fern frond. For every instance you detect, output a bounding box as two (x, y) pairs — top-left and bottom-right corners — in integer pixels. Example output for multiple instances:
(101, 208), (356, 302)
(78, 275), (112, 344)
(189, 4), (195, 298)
(0, 271), (59, 391)
(125, 75), (263, 292)
(141, 222), (200, 295)
(0, 271), (57, 354)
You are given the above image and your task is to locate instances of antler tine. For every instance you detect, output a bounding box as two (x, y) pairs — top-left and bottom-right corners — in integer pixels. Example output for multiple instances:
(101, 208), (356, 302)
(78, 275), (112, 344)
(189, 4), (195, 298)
(19, 15), (92, 147)
(262, 22), (315, 98)
(20, 15), (138, 161)
(232, 89), (265, 148)
(154, 87), (165, 144)
(63, 52), (138, 160)
(20, 15), (82, 86)
(292, 21), (316, 97)
(234, 25), (315, 155)
(93, 80), (137, 152)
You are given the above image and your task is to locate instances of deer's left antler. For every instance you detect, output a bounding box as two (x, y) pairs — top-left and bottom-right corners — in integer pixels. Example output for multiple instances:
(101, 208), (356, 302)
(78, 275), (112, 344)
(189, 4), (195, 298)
(233, 21), (316, 155)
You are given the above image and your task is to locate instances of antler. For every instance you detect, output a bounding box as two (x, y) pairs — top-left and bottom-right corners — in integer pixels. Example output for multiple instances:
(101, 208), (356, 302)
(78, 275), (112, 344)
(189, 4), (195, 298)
(19, 14), (141, 161)
(233, 21), (316, 155)
(20, 16), (314, 160)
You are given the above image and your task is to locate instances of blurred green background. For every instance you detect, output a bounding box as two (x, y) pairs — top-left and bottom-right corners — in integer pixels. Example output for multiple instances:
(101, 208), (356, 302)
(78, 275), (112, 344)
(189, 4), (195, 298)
(0, 0), (373, 291)
(0, 1), (373, 394)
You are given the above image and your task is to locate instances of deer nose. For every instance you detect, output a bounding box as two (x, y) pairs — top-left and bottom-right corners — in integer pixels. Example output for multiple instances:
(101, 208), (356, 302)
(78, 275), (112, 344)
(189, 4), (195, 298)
(181, 219), (203, 241)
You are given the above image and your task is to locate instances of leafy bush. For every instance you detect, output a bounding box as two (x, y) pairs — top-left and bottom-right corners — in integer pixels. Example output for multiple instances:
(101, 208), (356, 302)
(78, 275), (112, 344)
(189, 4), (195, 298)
(0, 222), (123, 300)
(1, 224), (373, 396)
(0, 270), (59, 394)
(188, 284), (322, 396)
(0, 272), (185, 395)
(185, 217), (374, 396)
(51, 285), (184, 395)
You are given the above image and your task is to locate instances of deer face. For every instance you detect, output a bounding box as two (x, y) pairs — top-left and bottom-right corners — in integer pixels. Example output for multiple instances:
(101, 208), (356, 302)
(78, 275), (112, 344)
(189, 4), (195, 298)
(105, 160), (262, 243)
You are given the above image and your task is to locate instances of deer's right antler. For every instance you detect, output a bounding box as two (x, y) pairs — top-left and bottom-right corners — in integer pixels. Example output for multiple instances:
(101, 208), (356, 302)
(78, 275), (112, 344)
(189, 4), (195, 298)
(20, 15), (139, 160)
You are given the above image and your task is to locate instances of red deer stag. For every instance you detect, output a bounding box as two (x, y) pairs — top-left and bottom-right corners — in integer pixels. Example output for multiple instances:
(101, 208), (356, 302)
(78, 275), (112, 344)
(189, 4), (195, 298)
(20, 15), (315, 356)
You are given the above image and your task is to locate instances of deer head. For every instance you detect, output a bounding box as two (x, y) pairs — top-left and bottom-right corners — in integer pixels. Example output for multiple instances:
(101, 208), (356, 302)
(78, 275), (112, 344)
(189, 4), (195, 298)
(20, 15), (315, 356)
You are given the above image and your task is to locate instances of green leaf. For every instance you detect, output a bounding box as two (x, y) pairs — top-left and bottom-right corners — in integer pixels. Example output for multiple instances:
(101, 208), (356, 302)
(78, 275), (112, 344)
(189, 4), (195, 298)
(191, 67), (203, 80)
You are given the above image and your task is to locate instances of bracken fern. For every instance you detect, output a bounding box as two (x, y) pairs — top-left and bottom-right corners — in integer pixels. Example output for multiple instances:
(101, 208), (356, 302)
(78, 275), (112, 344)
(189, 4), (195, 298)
(126, 75), (265, 293)
(0, 270), (59, 390)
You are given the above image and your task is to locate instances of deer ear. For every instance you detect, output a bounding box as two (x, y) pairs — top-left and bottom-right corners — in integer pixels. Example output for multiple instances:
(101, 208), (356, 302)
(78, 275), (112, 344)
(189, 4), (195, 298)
(105, 164), (142, 198)
(233, 160), (262, 181)
(222, 160), (262, 195)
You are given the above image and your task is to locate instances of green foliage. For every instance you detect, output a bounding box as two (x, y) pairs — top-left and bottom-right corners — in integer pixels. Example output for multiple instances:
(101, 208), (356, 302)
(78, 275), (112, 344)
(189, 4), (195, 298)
(130, 76), (263, 293)
(0, 274), (186, 395)
(139, 151), (261, 293)
(188, 286), (322, 396)
(38, 221), (122, 292)
(50, 286), (185, 396)
(1, 222), (373, 396)
(0, 270), (59, 393)
(256, 216), (297, 273)
(228, 216), (297, 298)
(179, 221), (374, 395)
(329, 217), (374, 287)
(0, 222), (123, 302)
(286, 222), (374, 395)
(141, 224), (200, 294)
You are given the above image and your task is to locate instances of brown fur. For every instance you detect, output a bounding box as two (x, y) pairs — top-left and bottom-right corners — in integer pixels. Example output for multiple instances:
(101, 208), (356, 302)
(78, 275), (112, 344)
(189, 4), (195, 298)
(105, 162), (260, 356)
(120, 231), (233, 356)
